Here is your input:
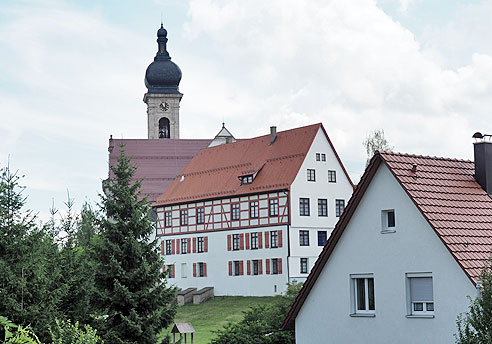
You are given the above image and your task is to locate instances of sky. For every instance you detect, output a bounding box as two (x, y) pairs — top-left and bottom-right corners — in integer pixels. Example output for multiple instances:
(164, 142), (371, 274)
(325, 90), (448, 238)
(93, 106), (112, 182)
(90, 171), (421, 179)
(1, 0), (492, 222)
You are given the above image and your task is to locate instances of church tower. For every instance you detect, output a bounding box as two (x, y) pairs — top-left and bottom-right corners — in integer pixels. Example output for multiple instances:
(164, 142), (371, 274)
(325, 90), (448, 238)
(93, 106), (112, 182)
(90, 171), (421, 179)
(143, 24), (183, 139)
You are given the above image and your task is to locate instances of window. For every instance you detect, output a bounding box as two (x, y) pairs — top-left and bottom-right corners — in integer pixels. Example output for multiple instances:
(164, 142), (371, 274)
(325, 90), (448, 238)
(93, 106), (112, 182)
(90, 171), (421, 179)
(318, 199), (328, 217)
(197, 207), (205, 224)
(407, 274), (434, 316)
(166, 264), (174, 278)
(300, 258), (308, 274)
(198, 262), (205, 277)
(250, 232), (258, 249)
(381, 209), (396, 232)
(181, 263), (187, 278)
(321, 153), (326, 161)
(234, 261), (241, 276)
(270, 231), (278, 248)
(241, 175), (253, 185)
(165, 240), (172, 255)
(299, 230), (310, 246)
(272, 258), (279, 275)
(250, 201), (259, 218)
(316, 153), (320, 161)
(165, 211), (172, 227)
(197, 237), (204, 253)
(351, 275), (375, 314)
(307, 169), (316, 182)
(318, 231), (327, 246)
(181, 238), (188, 254)
(180, 209), (188, 226)
(300, 198), (310, 216)
(328, 170), (337, 183)
(335, 199), (345, 217)
(231, 203), (240, 221)
(232, 234), (240, 251)
(269, 198), (279, 217)
(253, 260), (259, 275)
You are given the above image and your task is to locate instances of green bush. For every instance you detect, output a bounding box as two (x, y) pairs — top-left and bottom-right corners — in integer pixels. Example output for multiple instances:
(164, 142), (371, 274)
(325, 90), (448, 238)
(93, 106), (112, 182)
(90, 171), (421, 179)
(1, 315), (42, 343)
(49, 319), (103, 344)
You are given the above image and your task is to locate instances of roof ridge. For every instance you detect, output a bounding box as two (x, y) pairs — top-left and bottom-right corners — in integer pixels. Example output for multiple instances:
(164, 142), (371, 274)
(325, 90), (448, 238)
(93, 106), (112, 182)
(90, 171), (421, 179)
(379, 151), (472, 163)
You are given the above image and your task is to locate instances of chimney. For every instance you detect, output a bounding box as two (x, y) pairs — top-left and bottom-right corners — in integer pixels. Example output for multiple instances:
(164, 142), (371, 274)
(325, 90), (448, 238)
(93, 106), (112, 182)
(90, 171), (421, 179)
(270, 126), (277, 145)
(473, 132), (492, 195)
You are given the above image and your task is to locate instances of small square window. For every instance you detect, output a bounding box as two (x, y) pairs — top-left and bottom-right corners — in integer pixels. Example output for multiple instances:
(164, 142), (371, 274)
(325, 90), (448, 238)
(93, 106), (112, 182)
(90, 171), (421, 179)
(328, 170), (337, 183)
(307, 169), (316, 182)
(381, 209), (396, 232)
(351, 274), (375, 315)
(300, 258), (308, 274)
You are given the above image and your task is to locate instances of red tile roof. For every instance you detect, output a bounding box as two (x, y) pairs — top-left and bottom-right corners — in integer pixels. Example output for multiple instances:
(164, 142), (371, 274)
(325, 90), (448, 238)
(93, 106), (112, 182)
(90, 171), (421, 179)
(282, 151), (492, 330)
(108, 138), (210, 203)
(155, 123), (353, 206)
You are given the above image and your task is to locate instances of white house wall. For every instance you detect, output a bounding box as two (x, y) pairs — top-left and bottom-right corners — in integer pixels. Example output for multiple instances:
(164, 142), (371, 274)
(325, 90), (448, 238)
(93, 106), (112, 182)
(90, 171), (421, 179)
(295, 164), (476, 344)
(289, 127), (353, 282)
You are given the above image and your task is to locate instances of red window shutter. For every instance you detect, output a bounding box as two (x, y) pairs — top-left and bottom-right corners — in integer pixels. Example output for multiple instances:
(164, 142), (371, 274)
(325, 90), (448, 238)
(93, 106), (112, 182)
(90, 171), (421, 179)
(203, 263), (207, 277)
(259, 260), (263, 275)
(227, 235), (231, 251)
(258, 232), (263, 249)
(172, 265), (175, 278)
(193, 237), (197, 253)
(266, 259), (270, 274)
(240, 233), (244, 250)
(161, 241), (165, 255)
(193, 263), (197, 277)
(240, 261), (244, 275)
(176, 239), (180, 254)
(278, 258), (282, 274)
(278, 230), (283, 248)
(247, 260), (251, 275)
(228, 261), (232, 276)
(188, 239), (191, 253)
(204, 236), (208, 252)
(162, 265), (166, 273)
(245, 233), (250, 250)
(171, 239), (175, 254)
(265, 231), (270, 248)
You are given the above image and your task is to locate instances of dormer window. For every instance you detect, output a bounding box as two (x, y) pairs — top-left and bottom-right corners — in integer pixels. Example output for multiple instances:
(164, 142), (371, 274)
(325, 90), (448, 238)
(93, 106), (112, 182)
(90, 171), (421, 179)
(240, 175), (254, 185)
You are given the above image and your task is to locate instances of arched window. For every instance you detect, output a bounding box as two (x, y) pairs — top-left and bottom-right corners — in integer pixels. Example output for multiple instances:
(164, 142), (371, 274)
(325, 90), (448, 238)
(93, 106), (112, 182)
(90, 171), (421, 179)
(159, 117), (170, 138)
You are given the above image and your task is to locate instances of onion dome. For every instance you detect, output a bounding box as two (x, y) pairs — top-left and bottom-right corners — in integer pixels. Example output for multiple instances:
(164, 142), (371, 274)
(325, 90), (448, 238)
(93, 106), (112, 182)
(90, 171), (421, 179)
(144, 24), (182, 94)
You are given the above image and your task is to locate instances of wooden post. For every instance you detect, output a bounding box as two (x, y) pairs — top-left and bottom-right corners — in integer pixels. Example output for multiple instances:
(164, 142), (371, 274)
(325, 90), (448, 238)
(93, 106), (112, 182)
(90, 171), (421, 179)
(172, 333), (175, 344)
(185, 333), (187, 344)
(191, 333), (194, 344)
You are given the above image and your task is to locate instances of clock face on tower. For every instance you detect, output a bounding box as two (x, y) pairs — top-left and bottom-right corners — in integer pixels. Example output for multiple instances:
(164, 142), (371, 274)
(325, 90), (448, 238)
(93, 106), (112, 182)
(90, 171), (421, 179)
(159, 102), (169, 112)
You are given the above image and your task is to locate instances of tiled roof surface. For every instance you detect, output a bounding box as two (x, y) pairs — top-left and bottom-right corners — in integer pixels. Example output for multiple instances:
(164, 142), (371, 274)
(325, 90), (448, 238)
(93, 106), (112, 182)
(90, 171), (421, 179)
(380, 151), (492, 281)
(155, 123), (351, 206)
(108, 138), (210, 203)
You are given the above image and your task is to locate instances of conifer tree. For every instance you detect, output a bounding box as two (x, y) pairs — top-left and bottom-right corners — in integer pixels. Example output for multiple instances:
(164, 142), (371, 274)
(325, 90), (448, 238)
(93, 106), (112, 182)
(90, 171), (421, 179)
(94, 148), (176, 344)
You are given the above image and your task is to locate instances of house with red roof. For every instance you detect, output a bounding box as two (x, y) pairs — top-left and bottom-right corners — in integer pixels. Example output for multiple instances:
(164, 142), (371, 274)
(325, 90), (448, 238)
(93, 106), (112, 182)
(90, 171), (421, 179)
(282, 138), (492, 343)
(153, 123), (354, 296)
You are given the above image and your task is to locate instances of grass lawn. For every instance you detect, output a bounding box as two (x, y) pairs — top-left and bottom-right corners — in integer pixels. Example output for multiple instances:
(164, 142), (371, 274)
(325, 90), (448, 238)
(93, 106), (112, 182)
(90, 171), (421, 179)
(159, 296), (276, 344)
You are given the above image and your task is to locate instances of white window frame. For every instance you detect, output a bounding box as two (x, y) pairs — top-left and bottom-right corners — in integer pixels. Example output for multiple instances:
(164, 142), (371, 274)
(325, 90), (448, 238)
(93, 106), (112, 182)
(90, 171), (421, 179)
(406, 272), (434, 318)
(350, 274), (375, 316)
(381, 209), (396, 233)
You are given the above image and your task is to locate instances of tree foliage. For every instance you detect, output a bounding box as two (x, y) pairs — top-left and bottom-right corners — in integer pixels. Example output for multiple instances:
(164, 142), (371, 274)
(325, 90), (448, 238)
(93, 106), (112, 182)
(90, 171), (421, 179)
(93, 148), (176, 344)
(210, 282), (302, 344)
(456, 257), (492, 343)
(363, 129), (393, 166)
(50, 319), (103, 344)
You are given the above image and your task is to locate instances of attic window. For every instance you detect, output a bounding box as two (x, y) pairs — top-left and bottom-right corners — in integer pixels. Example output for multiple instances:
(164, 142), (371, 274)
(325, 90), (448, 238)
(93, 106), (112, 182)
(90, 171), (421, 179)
(240, 175), (254, 185)
(381, 209), (396, 233)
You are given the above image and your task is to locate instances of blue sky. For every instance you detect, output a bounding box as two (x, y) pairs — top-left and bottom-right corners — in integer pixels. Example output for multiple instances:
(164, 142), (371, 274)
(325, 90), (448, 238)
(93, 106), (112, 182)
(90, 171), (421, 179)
(1, 0), (492, 222)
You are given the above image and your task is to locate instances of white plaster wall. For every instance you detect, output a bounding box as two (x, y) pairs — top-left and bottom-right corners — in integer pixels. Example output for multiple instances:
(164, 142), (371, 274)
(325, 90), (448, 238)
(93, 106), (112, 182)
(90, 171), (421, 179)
(289, 128), (353, 280)
(161, 224), (289, 296)
(295, 164), (476, 344)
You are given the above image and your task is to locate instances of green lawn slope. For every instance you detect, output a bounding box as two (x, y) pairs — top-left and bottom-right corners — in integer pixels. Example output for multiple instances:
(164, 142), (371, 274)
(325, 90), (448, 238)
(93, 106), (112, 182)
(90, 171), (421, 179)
(159, 296), (276, 344)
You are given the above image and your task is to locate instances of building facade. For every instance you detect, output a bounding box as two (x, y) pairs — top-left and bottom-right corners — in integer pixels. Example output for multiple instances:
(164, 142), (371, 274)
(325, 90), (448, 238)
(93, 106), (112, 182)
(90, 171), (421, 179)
(154, 124), (354, 296)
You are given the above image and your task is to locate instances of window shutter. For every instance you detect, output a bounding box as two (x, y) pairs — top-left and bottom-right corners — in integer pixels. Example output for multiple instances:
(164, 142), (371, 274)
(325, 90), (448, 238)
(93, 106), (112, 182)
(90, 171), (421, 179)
(410, 277), (433, 302)
(278, 230), (283, 248)
(240, 261), (244, 275)
(161, 241), (165, 255)
(188, 238), (191, 253)
(172, 265), (175, 278)
(193, 263), (197, 277)
(245, 233), (250, 250)
(193, 237), (197, 253)
(204, 237), (208, 252)
(265, 231), (270, 248)
(240, 233), (244, 250)
(162, 265), (166, 273)
(278, 258), (282, 274)
(203, 263), (207, 277)
(259, 260), (263, 274)
(247, 260), (251, 275)
(227, 235), (231, 251)
(171, 239), (175, 254)
(228, 261), (232, 276)
(258, 233), (263, 249)
(266, 259), (270, 274)
(176, 239), (180, 254)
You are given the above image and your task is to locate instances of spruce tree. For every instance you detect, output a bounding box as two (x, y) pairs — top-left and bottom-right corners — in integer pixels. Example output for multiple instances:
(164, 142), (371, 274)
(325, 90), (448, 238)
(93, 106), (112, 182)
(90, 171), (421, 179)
(94, 148), (176, 344)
